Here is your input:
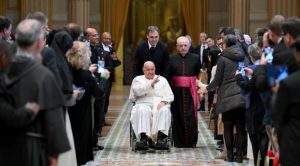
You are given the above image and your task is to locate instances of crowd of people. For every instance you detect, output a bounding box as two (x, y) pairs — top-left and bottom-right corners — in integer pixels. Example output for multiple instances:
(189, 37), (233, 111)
(1, 11), (300, 166)
(130, 16), (300, 166)
(0, 12), (120, 166)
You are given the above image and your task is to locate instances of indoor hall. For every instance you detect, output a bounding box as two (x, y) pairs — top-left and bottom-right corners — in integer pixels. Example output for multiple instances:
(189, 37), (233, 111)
(1, 1), (300, 166)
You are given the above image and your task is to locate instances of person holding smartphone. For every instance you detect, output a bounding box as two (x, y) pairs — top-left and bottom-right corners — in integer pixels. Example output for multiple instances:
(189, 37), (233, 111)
(271, 17), (300, 166)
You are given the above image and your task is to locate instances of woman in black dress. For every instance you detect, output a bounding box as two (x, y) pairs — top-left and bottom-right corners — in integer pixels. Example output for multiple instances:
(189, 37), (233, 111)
(67, 41), (104, 165)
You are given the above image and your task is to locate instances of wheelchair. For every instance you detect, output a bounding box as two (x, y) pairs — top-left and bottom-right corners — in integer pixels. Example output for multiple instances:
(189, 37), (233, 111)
(129, 122), (173, 152)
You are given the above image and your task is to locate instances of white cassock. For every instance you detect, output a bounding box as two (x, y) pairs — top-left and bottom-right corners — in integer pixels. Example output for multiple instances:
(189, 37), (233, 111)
(129, 75), (174, 141)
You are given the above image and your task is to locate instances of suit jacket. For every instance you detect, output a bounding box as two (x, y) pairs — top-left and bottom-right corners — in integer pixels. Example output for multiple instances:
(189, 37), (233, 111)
(133, 40), (169, 77)
(192, 45), (209, 68)
(272, 39), (299, 73)
(90, 45), (114, 73)
(255, 39), (299, 92)
(272, 70), (300, 165)
(99, 43), (121, 82)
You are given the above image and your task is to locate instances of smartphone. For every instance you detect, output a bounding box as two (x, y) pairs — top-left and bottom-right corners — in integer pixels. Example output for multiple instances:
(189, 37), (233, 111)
(263, 47), (273, 64)
(276, 66), (288, 81)
(267, 65), (288, 86)
(97, 59), (105, 73)
(238, 62), (245, 76)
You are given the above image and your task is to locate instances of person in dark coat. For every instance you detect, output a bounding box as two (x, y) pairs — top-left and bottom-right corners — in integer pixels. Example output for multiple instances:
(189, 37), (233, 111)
(51, 31), (74, 105)
(254, 15), (299, 129)
(41, 47), (61, 84)
(192, 32), (208, 69)
(67, 41), (105, 165)
(0, 40), (41, 165)
(271, 17), (300, 166)
(84, 28), (107, 150)
(133, 25), (169, 77)
(272, 37), (300, 166)
(4, 19), (70, 166)
(165, 36), (200, 148)
(201, 34), (246, 163)
(235, 44), (268, 166)
(0, 40), (40, 124)
(87, 29), (113, 128)
(99, 32), (120, 125)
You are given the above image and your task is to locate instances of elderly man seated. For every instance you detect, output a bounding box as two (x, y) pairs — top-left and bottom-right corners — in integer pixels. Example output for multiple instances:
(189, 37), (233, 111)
(129, 61), (174, 151)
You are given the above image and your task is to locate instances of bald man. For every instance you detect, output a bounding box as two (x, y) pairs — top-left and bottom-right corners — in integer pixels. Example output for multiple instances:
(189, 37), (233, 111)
(129, 61), (174, 151)
(4, 19), (70, 166)
(99, 32), (121, 72)
(85, 28), (112, 151)
(98, 32), (120, 125)
(165, 36), (201, 148)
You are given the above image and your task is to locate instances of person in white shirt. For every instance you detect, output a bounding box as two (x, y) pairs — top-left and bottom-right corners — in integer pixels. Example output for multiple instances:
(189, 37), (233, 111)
(129, 61), (174, 151)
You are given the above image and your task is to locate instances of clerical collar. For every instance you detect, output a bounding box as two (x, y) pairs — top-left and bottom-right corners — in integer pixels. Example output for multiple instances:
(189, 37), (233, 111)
(102, 43), (110, 52)
(16, 50), (35, 60)
(148, 41), (156, 49)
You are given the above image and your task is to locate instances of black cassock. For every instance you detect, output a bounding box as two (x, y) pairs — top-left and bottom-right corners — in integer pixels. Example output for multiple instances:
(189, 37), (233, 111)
(2, 56), (70, 166)
(165, 52), (200, 147)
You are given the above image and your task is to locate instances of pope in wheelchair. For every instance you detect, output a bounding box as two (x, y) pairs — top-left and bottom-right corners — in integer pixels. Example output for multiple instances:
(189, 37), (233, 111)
(129, 61), (174, 151)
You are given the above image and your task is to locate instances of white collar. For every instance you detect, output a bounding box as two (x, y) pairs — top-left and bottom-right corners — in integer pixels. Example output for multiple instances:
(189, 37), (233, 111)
(102, 43), (110, 52)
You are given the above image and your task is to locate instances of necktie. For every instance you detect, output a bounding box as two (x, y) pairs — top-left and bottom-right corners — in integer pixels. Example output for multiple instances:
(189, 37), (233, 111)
(150, 46), (155, 52)
(150, 46), (155, 59)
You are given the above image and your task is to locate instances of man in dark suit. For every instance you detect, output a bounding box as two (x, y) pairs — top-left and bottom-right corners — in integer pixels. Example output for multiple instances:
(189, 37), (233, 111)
(99, 32), (121, 81)
(86, 28), (111, 150)
(192, 32), (208, 69)
(133, 26), (169, 77)
(271, 17), (300, 165)
(98, 32), (120, 127)
(254, 15), (299, 156)
(268, 15), (299, 73)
